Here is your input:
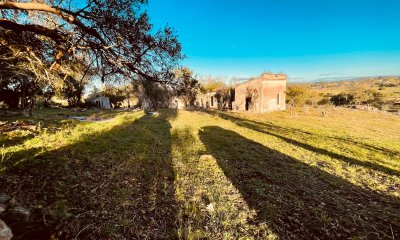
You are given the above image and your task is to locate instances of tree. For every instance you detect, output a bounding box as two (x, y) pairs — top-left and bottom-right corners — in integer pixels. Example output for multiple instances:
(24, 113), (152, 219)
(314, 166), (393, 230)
(363, 90), (384, 106)
(0, 18), (88, 113)
(60, 75), (85, 107)
(200, 77), (226, 93)
(286, 86), (308, 107)
(136, 80), (172, 110)
(330, 93), (355, 106)
(40, 84), (55, 108)
(58, 59), (93, 107)
(174, 67), (200, 106)
(0, 30), (55, 111)
(0, 0), (183, 84)
(103, 84), (127, 108)
(215, 87), (234, 110)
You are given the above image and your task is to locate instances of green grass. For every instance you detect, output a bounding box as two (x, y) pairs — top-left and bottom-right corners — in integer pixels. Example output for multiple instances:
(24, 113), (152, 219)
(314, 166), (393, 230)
(0, 107), (399, 239)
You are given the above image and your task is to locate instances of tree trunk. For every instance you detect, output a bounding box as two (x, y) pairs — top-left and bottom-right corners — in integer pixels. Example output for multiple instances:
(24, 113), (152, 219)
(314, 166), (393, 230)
(29, 96), (35, 117)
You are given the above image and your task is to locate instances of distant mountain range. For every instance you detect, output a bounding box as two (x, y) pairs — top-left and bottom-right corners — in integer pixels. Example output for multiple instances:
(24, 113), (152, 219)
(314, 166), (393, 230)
(291, 75), (400, 84)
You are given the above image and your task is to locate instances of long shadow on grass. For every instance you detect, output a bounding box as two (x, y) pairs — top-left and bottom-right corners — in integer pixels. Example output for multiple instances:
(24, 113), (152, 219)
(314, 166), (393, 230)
(0, 134), (35, 148)
(0, 110), (178, 240)
(203, 110), (400, 177)
(200, 126), (400, 239)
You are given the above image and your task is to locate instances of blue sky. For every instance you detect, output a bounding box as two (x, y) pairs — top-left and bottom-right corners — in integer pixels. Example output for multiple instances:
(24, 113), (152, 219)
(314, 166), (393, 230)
(146, 0), (400, 82)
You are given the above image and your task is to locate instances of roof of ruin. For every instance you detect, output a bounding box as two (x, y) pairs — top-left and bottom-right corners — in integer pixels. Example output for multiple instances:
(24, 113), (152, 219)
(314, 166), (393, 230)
(235, 72), (287, 87)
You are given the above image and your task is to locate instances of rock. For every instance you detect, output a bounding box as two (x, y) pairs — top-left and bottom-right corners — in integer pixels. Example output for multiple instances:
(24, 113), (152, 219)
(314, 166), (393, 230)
(0, 220), (13, 240)
(18, 125), (37, 131)
(206, 203), (215, 213)
(6, 206), (31, 223)
(0, 204), (7, 214)
(0, 196), (11, 205)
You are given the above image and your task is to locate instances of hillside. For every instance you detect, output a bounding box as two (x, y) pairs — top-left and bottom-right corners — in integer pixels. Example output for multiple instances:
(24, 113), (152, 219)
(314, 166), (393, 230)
(288, 76), (400, 112)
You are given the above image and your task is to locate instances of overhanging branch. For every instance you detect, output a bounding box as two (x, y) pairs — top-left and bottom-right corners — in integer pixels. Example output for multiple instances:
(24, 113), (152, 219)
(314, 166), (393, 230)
(0, 2), (104, 45)
(0, 18), (65, 44)
(0, 1), (171, 83)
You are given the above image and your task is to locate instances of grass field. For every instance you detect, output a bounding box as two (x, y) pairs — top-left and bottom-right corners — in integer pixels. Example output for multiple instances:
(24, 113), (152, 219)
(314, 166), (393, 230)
(0, 107), (399, 239)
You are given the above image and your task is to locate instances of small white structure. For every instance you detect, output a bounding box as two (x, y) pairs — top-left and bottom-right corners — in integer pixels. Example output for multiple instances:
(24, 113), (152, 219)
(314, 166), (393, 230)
(86, 96), (111, 109)
(169, 97), (185, 109)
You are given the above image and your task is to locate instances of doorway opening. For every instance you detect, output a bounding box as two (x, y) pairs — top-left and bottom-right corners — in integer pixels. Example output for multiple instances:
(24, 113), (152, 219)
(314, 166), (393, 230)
(245, 97), (252, 111)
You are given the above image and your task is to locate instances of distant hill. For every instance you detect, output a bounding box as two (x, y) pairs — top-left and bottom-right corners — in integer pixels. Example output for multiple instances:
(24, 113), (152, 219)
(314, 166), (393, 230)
(288, 76), (400, 111)
(290, 76), (399, 96)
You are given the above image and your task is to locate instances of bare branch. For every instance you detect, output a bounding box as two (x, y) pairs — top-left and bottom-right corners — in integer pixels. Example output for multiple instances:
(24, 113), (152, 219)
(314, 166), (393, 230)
(0, 18), (65, 44)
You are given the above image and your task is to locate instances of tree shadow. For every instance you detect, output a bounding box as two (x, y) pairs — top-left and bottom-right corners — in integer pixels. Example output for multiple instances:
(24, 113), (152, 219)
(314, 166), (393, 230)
(0, 110), (178, 240)
(0, 134), (35, 148)
(199, 126), (400, 239)
(202, 110), (400, 177)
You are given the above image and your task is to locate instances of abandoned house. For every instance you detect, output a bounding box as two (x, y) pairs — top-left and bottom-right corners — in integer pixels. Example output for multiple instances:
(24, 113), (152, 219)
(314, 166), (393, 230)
(233, 73), (287, 112)
(195, 73), (287, 112)
(195, 92), (219, 109)
(86, 96), (111, 109)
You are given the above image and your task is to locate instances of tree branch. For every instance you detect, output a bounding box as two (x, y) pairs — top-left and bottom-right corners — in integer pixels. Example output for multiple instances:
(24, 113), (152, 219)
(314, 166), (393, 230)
(0, 18), (65, 44)
(0, 1), (171, 83)
(0, 2), (104, 45)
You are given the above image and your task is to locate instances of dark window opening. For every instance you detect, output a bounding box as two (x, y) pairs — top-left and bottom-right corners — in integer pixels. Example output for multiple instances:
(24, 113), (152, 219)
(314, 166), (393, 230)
(211, 96), (214, 106)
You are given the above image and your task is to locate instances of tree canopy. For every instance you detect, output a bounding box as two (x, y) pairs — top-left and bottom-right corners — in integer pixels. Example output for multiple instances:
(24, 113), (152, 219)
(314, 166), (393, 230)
(0, 0), (183, 84)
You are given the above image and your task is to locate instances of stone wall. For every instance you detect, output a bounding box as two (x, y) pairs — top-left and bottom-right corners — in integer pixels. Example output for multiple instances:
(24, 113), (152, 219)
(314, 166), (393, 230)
(195, 92), (218, 109)
(233, 78), (263, 112)
(233, 73), (287, 113)
(261, 80), (286, 111)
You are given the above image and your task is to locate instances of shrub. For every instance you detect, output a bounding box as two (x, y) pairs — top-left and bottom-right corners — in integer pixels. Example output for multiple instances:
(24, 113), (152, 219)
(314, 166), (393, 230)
(286, 86), (307, 107)
(330, 93), (355, 106)
(317, 97), (331, 105)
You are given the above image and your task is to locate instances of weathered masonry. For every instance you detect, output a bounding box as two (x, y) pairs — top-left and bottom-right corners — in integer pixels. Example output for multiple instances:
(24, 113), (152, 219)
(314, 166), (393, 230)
(233, 73), (287, 112)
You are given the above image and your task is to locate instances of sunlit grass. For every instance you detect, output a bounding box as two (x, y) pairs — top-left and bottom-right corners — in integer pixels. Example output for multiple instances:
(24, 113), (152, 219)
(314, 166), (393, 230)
(169, 107), (400, 239)
(0, 110), (142, 171)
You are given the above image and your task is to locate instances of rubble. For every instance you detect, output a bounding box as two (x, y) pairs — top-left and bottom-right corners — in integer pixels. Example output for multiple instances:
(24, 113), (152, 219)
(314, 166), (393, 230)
(0, 196), (11, 205)
(0, 194), (31, 239)
(0, 205), (6, 214)
(0, 220), (13, 240)
(0, 120), (37, 133)
(5, 207), (31, 223)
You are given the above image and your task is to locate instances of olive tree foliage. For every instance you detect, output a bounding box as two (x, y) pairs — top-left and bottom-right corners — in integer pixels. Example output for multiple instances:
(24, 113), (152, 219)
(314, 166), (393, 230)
(135, 80), (173, 110)
(200, 77), (226, 93)
(0, 0), (183, 110)
(102, 83), (134, 108)
(0, 29), (91, 110)
(58, 59), (94, 107)
(174, 67), (200, 106)
(0, 29), (61, 113)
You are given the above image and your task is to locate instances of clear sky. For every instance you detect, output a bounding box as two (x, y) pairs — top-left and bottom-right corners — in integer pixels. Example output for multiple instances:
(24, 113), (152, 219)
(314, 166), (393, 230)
(146, 0), (400, 82)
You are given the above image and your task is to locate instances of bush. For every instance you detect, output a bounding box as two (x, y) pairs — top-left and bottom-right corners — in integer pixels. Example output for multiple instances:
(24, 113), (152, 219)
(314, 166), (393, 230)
(330, 93), (355, 106)
(317, 97), (331, 105)
(286, 86), (307, 107)
(286, 86), (320, 106)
